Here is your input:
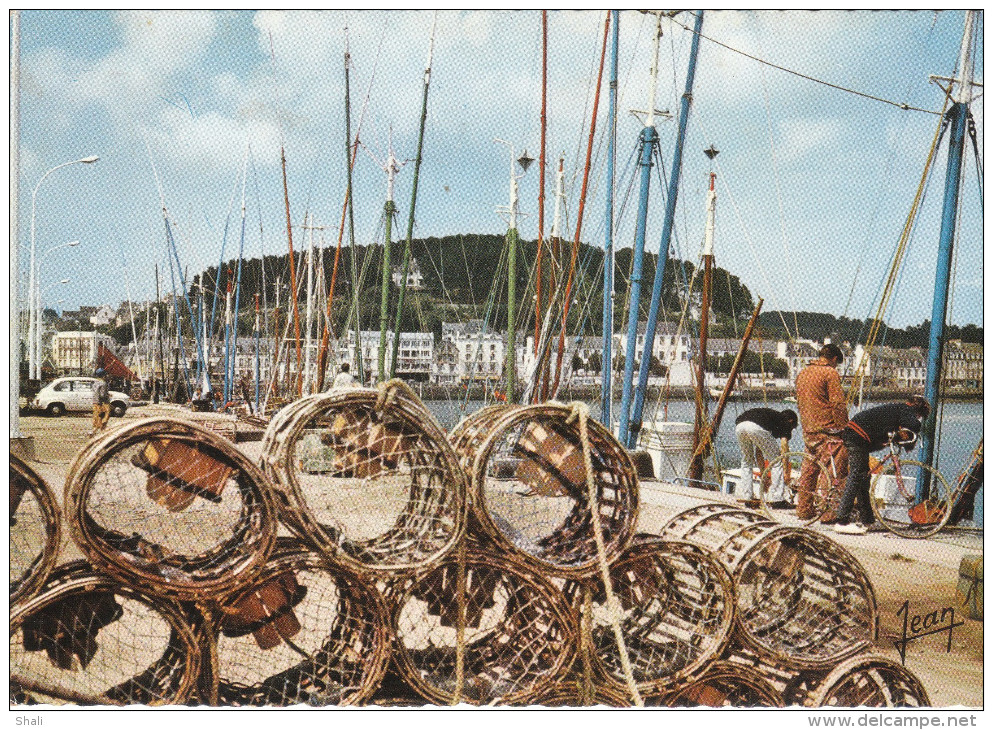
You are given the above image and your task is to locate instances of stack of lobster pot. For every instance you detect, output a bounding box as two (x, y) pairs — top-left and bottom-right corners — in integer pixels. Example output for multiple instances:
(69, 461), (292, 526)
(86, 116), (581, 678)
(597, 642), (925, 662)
(652, 503), (930, 708)
(9, 387), (933, 709)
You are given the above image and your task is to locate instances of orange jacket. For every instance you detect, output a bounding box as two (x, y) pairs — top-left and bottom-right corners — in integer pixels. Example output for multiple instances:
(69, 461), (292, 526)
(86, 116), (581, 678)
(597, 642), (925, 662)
(796, 358), (848, 435)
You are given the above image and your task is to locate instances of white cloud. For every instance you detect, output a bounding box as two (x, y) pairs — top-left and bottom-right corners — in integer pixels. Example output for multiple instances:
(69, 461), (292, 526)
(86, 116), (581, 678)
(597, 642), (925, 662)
(777, 117), (843, 161)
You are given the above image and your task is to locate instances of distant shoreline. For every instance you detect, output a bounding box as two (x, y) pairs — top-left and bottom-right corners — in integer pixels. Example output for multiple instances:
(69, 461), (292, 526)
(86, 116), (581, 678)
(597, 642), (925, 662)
(402, 384), (984, 404)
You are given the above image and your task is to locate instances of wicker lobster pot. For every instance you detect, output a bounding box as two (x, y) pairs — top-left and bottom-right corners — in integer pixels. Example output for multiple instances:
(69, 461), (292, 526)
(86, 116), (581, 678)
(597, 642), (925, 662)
(563, 536), (735, 695)
(64, 417), (278, 603)
(260, 386), (468, 575)
(206, 538), (391, 706)
(10, 454), (62, 607)
(10, 561), (201, 706)
(392, 545), (577, 705)
(451, 403), (638, 579)
(650, 660), (785, 708)
(523, 679), (633, 707)
(661, 504), (878, 671)
(808, 654), (930, 708)
(448, 404), (513, 464)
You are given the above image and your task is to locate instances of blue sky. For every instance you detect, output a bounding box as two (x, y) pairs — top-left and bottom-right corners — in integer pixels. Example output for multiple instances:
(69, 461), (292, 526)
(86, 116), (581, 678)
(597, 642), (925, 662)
(13, 9), (983, 330)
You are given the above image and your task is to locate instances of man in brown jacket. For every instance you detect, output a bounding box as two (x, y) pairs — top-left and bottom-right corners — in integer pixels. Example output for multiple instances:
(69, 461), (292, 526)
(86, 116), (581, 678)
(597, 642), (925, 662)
(795, 343), (848, 521)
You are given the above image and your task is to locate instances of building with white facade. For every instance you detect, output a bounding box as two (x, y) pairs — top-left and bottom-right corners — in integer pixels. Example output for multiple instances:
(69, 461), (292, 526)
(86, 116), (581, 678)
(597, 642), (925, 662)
(391, 258), (425, 290)
(52, 331), (116, 374)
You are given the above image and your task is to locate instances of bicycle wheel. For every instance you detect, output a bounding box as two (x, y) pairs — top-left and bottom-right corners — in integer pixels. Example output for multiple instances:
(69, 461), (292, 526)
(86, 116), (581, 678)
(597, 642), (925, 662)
(870, 460), (952, 539)
(759, 452), (835, 526)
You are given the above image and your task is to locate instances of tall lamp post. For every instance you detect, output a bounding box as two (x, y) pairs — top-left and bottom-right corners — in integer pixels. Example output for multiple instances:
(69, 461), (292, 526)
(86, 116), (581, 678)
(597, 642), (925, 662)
(34, 240), (79, 381)
(28, 155), (98, 379)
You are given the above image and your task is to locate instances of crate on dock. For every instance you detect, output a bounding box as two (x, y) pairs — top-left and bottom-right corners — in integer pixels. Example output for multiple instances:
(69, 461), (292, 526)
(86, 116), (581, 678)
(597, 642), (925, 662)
(956, 554), (983, 621)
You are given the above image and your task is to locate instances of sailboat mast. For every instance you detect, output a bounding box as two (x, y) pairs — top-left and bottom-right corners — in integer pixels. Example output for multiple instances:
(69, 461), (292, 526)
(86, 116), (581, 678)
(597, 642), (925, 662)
(223, 273), (232, 404)
(918, 9), (978, 496)
(280, 147), (303, 397)
(628, 9), (705, 449)
(617, 12), (663, 448)
(304, 214), (315, 392)
(230, 151), (248, 401)
(344, 35), (364, 385)
(378, 140), (398, 382)
(390, 13), (437, 379)
(494, 140), (527, 402)
(601, 8), (619, 425)
(690, 171), (717, 483)
(254, 293), (261, 413)
(534, 10), (548, 358)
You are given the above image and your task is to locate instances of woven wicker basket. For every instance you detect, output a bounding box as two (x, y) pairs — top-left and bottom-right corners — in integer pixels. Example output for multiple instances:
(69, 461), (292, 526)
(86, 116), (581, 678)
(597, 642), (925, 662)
(65, 417), (278, 602)
(452, 403), (638, 578)
(392, 544), (577, 705)
(564, 536), (735, 695)
(260, 386), (468, 575)
(10, 454), (62, 607)
(207, 538), (392, 706)
(10, 560), (201, 705)
(662, 504), (878, 671)
(810, 654), (930, 708)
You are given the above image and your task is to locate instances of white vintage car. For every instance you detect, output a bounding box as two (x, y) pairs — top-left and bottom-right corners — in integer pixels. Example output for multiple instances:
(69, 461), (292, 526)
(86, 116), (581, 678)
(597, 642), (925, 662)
(31, 377), (130, 418)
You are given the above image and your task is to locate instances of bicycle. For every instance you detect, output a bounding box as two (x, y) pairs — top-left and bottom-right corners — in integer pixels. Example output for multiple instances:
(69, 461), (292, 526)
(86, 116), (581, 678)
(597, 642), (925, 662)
(758, 441), (843, 527)
(868, 431), (952, 539)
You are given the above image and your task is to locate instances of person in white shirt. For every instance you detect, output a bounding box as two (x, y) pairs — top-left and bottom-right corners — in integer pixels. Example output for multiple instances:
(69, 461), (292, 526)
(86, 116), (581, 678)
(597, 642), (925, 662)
(331, 362), (357, 389)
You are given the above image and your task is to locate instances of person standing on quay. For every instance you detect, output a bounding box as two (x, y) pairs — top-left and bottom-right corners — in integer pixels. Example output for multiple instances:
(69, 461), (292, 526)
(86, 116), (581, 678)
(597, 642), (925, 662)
(91, 367), (111, 435)
(795, 344), (848, 522)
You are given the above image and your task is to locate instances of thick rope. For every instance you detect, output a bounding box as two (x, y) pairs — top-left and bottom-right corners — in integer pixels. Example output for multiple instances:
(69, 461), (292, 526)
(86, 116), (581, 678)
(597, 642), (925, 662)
(566, 401), (643, 706)
(579, 585), (595, 705)
(453, 539), (467, 705)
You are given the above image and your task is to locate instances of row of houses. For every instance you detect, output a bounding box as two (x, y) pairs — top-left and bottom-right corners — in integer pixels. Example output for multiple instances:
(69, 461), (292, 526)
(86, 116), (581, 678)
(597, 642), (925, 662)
(48, 321), (983, 396)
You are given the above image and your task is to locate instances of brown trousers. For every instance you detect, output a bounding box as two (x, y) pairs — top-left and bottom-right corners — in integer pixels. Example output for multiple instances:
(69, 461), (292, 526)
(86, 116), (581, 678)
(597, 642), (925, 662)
(797, 433), (848, 520)
(92, 403), (111, 433)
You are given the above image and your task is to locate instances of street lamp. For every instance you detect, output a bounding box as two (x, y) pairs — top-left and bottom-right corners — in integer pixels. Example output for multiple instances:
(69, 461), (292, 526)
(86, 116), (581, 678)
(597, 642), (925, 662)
(34, 240), (79, 380)
(28, 156), (97, 379)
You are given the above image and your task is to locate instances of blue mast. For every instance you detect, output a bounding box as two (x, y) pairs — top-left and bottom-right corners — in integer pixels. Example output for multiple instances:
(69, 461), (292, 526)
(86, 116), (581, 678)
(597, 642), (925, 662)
(601, 9), (619, 426)
(626, 10), (705, 450)
(918, 10), (977, 499)
(617, 12), (664, 448)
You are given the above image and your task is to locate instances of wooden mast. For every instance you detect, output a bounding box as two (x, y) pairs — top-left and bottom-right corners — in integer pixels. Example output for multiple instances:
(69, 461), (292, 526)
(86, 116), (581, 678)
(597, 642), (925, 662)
(689, 171), (717, 483)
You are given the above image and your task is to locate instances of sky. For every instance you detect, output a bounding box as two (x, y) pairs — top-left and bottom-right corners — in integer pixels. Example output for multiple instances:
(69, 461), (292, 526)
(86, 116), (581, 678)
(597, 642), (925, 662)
(12, 9), (984, 331)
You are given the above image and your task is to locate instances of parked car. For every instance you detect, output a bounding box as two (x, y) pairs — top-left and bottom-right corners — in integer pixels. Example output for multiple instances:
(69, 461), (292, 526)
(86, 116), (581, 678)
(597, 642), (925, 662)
(31, 377), (130, 418)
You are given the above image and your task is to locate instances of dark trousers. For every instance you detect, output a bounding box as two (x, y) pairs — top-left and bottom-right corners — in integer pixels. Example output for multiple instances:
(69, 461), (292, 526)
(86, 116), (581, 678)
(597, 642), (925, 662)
(837, 436), (874, 525)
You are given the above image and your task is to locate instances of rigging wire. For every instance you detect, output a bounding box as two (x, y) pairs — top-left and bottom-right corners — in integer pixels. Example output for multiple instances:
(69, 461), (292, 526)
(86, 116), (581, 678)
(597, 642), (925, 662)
(671, 13), (942, 115)
(847, 88), (953, 404)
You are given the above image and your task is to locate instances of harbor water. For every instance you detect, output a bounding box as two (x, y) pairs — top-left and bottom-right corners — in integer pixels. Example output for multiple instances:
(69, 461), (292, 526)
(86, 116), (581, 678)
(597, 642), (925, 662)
(426, 397), (983, 522)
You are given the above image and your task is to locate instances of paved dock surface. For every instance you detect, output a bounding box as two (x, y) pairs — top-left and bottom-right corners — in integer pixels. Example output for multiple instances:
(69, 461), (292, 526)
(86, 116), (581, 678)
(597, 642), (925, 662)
(12, 404), (984, 708)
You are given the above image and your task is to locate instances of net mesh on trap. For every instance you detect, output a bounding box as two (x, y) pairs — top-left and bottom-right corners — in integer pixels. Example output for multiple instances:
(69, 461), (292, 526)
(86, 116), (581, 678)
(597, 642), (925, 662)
(661, 504), (878, 670)
(652, 659), (785, 707)
(209, 539), (391, 707)
(392, 544), (576, 705)
(525, 679), (632, 707)
(65, 417), (278, 602)
(260, 385), (467, 574)
(564, 536), (735, 694)
(10, 561), (200, 706)
(451, 403), (638, 578)
(10, 454), (62, 607)
(811, 654), (930, 708)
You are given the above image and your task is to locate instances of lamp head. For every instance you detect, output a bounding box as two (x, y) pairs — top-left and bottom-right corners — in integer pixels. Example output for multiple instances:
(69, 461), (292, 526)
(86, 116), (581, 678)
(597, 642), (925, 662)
(81, 156), (99, 164)
(67, 240), (80, 247)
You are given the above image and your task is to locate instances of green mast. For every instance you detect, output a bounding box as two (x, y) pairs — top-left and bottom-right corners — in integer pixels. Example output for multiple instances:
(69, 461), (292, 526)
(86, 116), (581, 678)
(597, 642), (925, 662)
(495, 140), (533, 403)
(343, 30), (363, 384)
(390, 12), (437, 379)
(374, 137), (402, 382)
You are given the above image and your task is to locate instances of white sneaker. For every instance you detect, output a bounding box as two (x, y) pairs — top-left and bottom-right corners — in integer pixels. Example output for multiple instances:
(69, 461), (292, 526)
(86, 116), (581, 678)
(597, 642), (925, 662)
(833, 522), (868, 535)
